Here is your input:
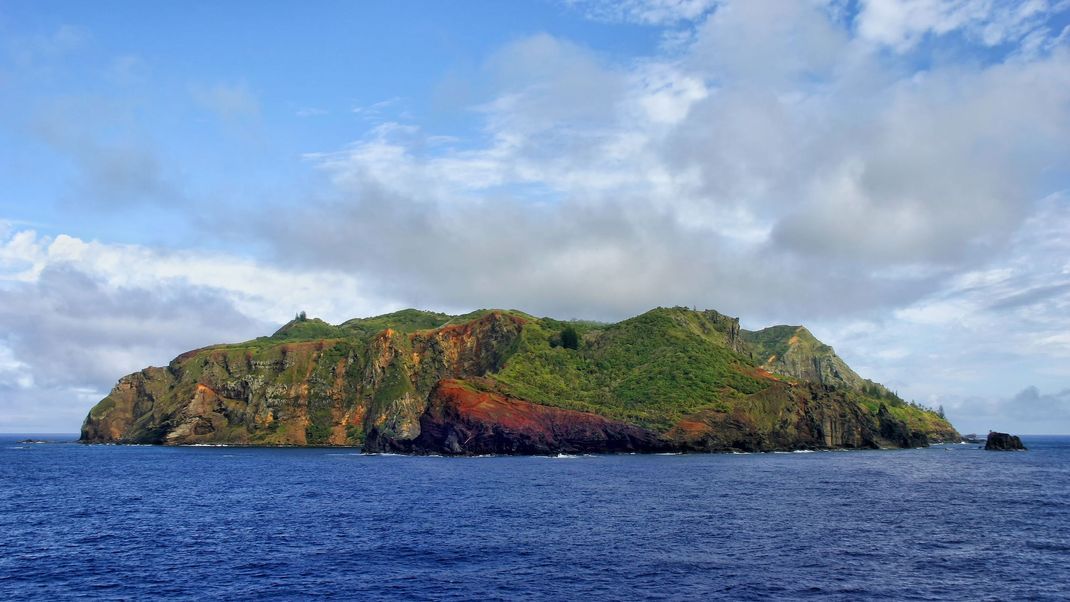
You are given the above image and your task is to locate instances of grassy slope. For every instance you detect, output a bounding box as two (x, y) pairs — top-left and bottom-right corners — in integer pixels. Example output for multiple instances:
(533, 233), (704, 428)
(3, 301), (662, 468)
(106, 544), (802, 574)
(492, 308), (769, 431)
(494, 307), (954, 437)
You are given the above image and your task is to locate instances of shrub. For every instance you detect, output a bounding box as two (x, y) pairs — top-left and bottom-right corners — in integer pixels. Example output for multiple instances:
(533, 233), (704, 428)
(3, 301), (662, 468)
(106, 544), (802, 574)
(561, 326), (579, 350)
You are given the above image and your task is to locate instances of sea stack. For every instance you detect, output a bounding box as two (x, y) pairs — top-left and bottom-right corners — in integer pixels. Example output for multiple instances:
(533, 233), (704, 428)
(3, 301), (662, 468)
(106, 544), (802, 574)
(984, 431), (1026, 451)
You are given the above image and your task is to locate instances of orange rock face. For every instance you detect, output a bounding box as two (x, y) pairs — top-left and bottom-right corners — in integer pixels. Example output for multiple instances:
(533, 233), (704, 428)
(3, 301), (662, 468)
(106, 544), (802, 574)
(366, 379), (671, 455)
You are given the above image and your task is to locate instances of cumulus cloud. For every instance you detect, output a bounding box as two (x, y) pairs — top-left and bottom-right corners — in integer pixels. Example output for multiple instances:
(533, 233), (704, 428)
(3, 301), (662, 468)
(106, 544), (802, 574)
(254, 1), (1070, 328)
(0, 261), (268, 433)
(855, 0), (1068, 51)
(0, 265), (265, 388)
(0, 228), (400, 431)
(804, 193), (1070, 433)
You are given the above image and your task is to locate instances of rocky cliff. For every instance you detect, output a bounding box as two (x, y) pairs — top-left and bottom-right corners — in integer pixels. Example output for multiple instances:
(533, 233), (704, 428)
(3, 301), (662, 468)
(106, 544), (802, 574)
(81, 306), (959, 453)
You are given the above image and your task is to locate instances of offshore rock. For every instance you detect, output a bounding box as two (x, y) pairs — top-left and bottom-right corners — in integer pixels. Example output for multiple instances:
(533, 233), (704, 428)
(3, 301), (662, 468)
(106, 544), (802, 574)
(985, 431), (1026, 451)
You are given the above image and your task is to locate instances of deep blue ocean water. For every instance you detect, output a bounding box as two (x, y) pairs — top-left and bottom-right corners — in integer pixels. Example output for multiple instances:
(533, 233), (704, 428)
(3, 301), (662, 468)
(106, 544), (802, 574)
(1, 435), (1068, 601)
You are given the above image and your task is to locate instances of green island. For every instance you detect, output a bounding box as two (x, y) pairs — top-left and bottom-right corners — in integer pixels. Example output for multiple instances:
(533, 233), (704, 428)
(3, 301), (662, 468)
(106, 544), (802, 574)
(81, 306), (958, 454)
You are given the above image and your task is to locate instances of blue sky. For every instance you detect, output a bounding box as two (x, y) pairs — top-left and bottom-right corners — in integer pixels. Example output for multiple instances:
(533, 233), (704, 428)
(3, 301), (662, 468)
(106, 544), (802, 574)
(1, 1), (662, 248)
(2, 0), (1070, 434)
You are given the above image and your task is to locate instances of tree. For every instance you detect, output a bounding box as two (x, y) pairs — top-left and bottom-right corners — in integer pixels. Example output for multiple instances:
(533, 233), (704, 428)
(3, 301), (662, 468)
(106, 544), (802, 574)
(561, 325), (579, 350)
(296, 311), (308, 321)
(937, 405), (946, 419)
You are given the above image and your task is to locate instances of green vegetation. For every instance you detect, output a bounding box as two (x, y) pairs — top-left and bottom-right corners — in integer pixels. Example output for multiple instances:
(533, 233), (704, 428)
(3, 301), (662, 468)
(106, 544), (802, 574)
(271, 317), (342, 341)
(493, 308), (770, 431)
(560, 325), (579, 350)
(305, 418), (333, 444)
(339, 308), (454, 336)
(740, 324), (802, 362)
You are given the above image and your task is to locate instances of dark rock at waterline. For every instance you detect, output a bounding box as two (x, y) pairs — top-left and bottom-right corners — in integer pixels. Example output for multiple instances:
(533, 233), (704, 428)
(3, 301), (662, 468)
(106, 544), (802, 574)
(984, 431), (1026, 451)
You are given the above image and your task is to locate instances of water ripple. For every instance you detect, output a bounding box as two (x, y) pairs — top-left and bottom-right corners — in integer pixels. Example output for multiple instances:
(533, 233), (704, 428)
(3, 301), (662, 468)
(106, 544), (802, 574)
(0, 436), (1068, 600)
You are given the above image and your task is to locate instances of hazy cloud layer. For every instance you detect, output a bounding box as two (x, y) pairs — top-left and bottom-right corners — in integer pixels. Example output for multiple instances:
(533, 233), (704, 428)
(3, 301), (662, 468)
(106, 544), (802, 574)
(192, 81), (260, 120)
(0, 264), (266, 432)
(855, 0), (1069, 51)
(807, 193), (1070, 433)
(263, 2), (1070, 328)
(29, 98), (182, 208)
(0, 228), (398, 431)
(947, 387), (1070, 436)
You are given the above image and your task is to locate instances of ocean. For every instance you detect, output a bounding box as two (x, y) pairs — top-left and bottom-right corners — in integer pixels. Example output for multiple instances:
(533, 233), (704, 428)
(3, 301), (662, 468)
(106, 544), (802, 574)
(1, 435), (1068, 600)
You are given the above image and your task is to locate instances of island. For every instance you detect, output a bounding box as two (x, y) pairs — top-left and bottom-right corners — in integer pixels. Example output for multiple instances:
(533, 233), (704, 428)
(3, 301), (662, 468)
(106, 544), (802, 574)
(80, 307), (959, 454)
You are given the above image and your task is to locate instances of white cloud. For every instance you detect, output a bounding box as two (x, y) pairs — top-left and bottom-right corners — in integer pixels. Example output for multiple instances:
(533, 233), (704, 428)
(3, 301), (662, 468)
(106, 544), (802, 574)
(0, 227), (407, 432)
(565, 0), (721, 25)
(350, 97), (404, 122)
(855, 0), (1069, 52)
(264, 4), (1069, 328)
(1, 229), (395, 325)
(807, 193), (1070, 433)
(631, 64), (709, 125)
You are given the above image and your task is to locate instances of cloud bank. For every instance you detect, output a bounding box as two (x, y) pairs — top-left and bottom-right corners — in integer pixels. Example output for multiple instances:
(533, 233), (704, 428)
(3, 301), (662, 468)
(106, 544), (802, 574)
(0, 228), (396, 431)
(264, 1), (1070, 327)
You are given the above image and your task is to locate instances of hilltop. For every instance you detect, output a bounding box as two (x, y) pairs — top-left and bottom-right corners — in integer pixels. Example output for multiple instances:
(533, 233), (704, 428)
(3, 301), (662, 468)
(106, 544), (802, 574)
(80, 307), (958, 453)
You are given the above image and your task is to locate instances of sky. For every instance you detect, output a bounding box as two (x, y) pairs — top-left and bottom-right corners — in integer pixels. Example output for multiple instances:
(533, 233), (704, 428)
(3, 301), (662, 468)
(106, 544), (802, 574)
(1, 0), (1069, 435)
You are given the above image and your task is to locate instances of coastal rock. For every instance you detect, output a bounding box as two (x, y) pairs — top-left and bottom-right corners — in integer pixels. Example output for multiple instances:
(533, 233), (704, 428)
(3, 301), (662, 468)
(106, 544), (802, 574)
(366, 379), (671, 455)
(665, 383), (925, 452)
(984, 431), (1026, 451)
